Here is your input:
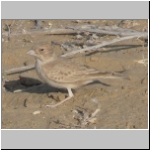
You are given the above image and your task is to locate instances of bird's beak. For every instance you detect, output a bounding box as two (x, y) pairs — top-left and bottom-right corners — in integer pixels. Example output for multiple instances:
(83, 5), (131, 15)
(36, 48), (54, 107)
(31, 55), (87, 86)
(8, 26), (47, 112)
(27, 50), (36, 56)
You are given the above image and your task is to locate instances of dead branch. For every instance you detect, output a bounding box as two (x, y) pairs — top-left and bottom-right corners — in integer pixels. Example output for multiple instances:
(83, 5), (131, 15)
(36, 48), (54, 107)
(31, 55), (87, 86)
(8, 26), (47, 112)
(4, 20), (16, 41)
(4, 64), (35, 75)
(61, 34), (145, 57)
(66, 25), (148, 39)
(2, 25), (148, 40)
(2, 28), (78, 37)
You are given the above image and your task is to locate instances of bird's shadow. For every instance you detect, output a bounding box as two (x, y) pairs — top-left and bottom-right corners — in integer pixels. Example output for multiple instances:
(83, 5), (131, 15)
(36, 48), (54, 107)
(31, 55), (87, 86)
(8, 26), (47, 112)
(3, 77), (111, 94)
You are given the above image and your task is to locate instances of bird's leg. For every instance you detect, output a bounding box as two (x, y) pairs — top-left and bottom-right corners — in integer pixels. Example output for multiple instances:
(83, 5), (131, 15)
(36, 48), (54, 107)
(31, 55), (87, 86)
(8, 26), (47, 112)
(46, 88), (74, 108)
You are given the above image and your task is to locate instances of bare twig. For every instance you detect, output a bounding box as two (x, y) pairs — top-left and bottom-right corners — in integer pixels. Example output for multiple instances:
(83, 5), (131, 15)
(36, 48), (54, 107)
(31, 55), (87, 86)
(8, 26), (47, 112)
(61, 35), (144, 57)
(4, 64), (35, 75)
(5, 20), (16, 41)
(2, 28), (78, 37)
(66, 25), (148, 39)
(5, 23), (11, 41)
(2, 25), (148, 40)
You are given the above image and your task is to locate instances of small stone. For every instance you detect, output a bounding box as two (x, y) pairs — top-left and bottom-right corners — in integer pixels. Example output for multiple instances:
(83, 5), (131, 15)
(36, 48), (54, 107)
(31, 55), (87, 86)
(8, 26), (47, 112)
(73, 20), (82, 23)
(91, 98), (99, 104)
(76, 35), (83, 39)
(33, 110), (41, 115)
(48, 22), (52, 26)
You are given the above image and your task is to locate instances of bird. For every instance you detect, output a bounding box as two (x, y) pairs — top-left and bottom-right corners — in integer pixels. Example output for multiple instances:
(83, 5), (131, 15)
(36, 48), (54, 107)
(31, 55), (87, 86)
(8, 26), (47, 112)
(27, 42), (127, 108)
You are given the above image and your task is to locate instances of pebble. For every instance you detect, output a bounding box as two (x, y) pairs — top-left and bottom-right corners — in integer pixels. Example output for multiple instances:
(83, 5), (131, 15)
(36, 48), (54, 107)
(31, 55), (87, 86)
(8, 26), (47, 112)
(33, 110), (41, 115)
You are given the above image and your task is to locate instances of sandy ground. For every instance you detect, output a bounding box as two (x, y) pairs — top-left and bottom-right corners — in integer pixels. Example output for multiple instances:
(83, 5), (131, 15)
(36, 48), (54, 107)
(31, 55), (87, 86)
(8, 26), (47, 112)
(2, 20), (148, 129)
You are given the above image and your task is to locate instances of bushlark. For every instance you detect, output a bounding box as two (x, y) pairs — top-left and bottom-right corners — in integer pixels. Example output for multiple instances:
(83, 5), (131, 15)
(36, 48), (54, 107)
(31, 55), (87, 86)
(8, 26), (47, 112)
(27, 42), (126, 108)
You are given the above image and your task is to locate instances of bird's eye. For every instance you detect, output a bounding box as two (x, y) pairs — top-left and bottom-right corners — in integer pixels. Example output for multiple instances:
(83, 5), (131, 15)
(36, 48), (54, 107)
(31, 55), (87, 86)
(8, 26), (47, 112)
(40, 49), (44, 52)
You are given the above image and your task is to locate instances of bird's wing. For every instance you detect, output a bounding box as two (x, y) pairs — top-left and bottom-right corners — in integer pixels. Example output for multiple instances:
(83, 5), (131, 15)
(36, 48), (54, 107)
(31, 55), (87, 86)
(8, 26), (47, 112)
(42, 58), (106, 83)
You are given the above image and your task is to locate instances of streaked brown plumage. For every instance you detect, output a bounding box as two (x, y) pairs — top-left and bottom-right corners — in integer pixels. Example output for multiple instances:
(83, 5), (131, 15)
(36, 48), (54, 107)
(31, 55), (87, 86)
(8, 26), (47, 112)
(27, 42), (125, 108)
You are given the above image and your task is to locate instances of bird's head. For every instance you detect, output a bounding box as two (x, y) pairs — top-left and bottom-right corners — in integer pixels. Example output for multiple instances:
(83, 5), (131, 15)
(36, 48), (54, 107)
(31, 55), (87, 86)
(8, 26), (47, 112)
(27, 42), (56, 62)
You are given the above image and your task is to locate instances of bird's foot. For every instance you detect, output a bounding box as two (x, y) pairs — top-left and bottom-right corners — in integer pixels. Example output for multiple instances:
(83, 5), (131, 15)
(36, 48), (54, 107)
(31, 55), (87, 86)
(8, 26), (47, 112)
(45, 95), (73, 108)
